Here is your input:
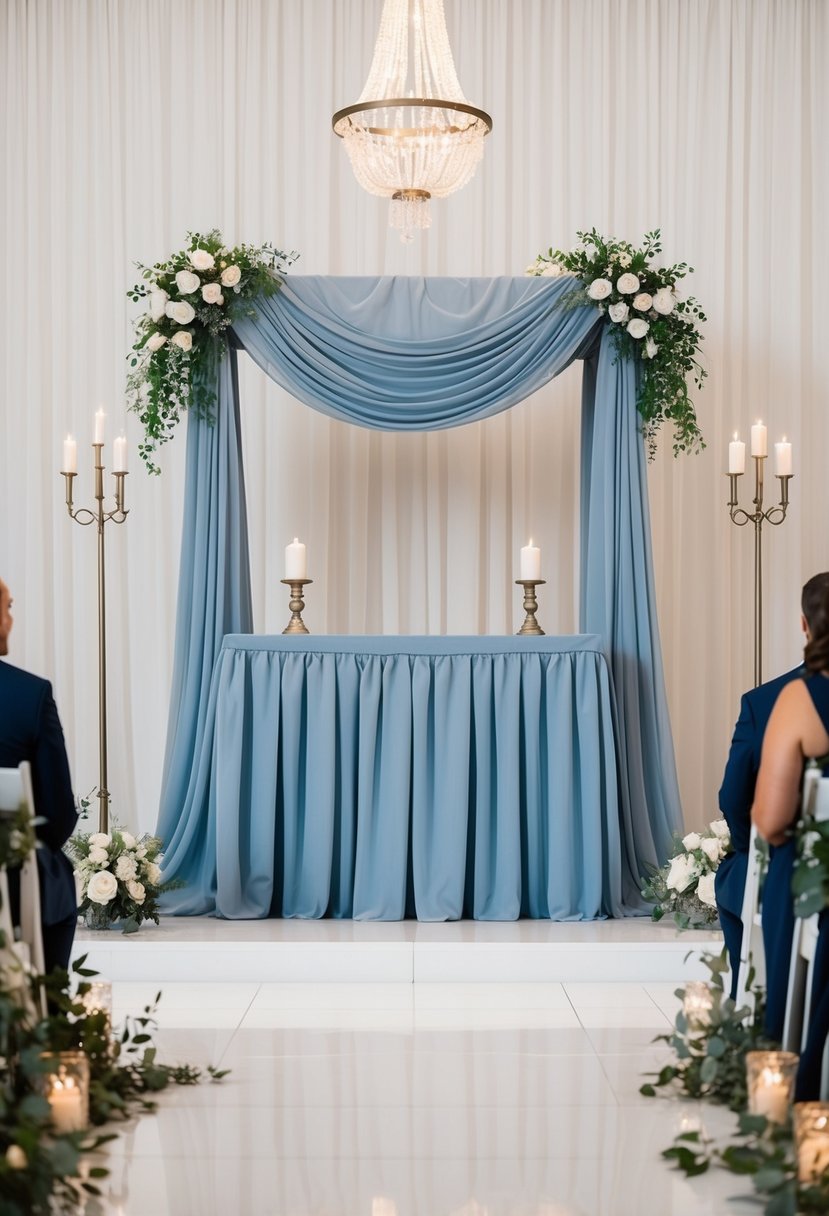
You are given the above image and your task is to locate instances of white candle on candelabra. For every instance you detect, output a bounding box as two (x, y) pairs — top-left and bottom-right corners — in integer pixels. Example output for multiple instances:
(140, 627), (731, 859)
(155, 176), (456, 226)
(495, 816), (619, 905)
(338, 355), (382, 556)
(750, 420), (767, 457)
(774, 438), (792, 477)
(285, 538), (307, 580)
(62, 435), (77, 474)
(94, 409), (106, 445)
(113, 435), (128, 473)
(48, 1077), (85, 1132)
(520, 540), (541, 581)
(728, 433), (745, 475)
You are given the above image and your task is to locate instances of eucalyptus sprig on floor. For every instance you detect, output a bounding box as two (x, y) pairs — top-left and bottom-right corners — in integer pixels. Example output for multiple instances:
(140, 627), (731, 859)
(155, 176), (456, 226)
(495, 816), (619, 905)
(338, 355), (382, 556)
(640, 950), (778, 1111)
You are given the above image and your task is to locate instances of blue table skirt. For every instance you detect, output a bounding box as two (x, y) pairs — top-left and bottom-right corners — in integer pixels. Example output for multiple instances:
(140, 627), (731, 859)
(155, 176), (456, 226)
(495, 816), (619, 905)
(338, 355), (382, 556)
(200, 635), (624, 921)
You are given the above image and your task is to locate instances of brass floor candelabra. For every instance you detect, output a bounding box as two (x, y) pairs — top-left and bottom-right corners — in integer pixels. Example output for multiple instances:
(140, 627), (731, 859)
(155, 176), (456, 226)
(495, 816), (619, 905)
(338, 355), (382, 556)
(61, 446), (128, 833)
(727, 454), (792, 688)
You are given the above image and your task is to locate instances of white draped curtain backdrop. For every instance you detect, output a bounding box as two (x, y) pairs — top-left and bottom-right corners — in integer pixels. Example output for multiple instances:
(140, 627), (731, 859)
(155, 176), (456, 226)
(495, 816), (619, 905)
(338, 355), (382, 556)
(1, 0), (826, 838)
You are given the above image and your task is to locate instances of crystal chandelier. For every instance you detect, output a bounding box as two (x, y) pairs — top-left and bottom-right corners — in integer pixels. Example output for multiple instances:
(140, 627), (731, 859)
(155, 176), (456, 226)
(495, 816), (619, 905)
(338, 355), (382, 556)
(332, 0), (492, 242)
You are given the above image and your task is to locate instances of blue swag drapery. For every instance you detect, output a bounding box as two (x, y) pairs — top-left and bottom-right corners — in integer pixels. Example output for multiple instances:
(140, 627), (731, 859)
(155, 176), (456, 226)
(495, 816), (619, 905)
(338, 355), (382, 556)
(156, 274), (682, 916)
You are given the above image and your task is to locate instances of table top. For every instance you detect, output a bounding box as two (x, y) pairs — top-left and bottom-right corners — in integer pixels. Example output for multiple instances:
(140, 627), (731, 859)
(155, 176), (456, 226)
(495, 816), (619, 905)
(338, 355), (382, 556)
(220, 634), (607, 658)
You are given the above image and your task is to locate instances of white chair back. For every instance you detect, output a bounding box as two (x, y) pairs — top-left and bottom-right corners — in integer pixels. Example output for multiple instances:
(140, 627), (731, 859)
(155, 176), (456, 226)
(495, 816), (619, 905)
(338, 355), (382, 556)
(782, 762), (828, 1056)
(734, 824), (765, 1013)
(0, 761), (46, 976)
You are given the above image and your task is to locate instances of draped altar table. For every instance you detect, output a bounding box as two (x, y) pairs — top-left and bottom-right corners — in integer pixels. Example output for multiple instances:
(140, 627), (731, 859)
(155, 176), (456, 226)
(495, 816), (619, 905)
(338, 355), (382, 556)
(203, 633), (624, 922)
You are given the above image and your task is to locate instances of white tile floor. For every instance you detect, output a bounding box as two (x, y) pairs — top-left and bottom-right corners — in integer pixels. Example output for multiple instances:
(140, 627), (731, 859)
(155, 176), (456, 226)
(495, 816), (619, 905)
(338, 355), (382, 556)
(83, 978), (760, 1216)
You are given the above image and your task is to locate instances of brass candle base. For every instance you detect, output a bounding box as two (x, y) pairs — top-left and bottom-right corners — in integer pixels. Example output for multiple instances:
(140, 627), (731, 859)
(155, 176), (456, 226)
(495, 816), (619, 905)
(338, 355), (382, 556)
(516, 579), (546, 636)
(281, 578), (312, 634)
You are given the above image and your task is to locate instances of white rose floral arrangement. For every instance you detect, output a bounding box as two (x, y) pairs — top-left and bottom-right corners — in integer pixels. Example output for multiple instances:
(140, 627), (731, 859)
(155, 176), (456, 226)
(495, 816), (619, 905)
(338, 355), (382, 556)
(526, 228), (706, 459)
(66, 828), (178, 934)
(126, 229), (298, 474)
(641, 818), (731, 929)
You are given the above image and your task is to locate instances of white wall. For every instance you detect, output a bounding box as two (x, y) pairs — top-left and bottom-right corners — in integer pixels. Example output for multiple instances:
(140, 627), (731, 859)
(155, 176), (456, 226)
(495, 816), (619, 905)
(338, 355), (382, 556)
(1, 0), (827, 836)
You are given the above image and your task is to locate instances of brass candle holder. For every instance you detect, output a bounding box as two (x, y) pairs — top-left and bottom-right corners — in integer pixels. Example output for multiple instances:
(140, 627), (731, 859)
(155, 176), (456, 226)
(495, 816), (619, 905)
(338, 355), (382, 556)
(281, 578), (312, 635)
(61, 445), (129, 833)
(516, 579), (546, 636)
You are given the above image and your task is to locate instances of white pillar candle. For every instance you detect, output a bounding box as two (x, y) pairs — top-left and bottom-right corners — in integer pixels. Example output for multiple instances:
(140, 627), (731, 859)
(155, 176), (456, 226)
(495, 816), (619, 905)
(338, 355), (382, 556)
(48, 1077), (85, 1132)
(774, 438), (792, 477)
(62, 435), (77, 474)
(113, 435), (128, 473)
(728, 433), (745, 475)
(750, 420), (767, 457)
(520, 540), (541, 581)
(285, 538), (307, 580)
(94, 408), (106, 445)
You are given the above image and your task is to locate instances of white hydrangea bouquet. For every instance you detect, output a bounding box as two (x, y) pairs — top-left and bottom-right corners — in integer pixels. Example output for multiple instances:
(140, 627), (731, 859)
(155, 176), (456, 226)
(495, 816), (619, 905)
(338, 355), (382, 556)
(126, 228), (298, 474)
(641, 819), (731, 929)
(526, 228), (706, 459)
(66, 828), (177, 934)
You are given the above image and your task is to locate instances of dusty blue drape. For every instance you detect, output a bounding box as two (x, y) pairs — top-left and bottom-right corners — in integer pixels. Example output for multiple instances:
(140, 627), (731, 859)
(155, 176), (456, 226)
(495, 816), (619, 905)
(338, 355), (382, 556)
(157, 274), (681, 915)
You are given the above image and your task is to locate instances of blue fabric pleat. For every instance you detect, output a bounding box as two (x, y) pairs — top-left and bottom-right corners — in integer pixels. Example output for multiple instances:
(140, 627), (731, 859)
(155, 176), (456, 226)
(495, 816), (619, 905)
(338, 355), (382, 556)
(157, 276), (683, 919)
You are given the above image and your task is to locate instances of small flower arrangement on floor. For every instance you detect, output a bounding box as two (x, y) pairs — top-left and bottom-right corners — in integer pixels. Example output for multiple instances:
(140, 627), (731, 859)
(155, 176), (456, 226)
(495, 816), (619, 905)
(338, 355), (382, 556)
(641, 818), (731, 929)
(526, 228), (707, 458)
(66, 828), (178, 934)
(126, 228), (299, 473)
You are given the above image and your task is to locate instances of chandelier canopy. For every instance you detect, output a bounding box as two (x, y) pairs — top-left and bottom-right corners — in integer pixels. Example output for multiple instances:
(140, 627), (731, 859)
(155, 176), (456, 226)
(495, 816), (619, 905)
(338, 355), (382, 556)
(332, 0), (492, 241)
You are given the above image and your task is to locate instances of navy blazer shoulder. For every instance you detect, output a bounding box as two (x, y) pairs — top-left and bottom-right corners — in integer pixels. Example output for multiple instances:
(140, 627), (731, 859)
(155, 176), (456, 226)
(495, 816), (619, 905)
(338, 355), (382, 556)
(718, 664), (803, 854)
(0, 659), (78, 924)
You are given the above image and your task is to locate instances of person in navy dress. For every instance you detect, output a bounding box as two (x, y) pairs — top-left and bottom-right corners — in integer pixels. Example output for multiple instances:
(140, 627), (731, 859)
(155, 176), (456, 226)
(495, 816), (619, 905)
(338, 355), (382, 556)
(0, 578), (78, 972)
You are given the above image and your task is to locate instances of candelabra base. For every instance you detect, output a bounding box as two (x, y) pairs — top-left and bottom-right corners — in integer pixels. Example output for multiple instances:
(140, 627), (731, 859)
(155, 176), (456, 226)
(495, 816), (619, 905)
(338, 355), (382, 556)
(281, 578), (312, 635)
(516, 579), (546, 636)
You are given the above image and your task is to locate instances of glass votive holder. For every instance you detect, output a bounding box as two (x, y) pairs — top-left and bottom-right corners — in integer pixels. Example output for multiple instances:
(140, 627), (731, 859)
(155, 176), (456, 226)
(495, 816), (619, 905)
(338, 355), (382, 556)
(794, 1102), (829, 1183)
(41, 1051), (90, 1133)
(745, 1050), (799, 1125)
(683, 981), (714, 1030)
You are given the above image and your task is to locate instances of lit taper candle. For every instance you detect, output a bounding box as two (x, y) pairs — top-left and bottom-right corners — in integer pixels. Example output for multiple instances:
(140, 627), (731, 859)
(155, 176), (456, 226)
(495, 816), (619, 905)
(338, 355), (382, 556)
(113, 435), (128, 473)
(94, 409), (106, 445)
(750, 420), (767, 457)
(62, 435), (77, 474)
(774, 437), (792, 477)
(728, 432), (745, 475)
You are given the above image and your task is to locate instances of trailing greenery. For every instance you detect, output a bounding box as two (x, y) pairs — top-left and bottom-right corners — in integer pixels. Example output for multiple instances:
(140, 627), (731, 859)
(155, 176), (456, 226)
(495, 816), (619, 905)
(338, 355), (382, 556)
(527, 228), (707, 458)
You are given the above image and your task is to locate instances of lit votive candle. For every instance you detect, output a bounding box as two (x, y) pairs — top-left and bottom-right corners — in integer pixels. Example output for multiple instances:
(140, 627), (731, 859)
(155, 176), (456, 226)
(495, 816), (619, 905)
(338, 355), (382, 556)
(795, 1103), (829, 1183)
(43, 1052), (90, 1133)
(62, 434), (77, 474)
(774, 437), (792, 477)
(520, 540), (541, 581)
(728, 432), (745, 475)
(285, 537), (306, 580)
(683, 981), (713, 1031)
(750, 420), (768, 457)
(746, 1051), (799, 1125)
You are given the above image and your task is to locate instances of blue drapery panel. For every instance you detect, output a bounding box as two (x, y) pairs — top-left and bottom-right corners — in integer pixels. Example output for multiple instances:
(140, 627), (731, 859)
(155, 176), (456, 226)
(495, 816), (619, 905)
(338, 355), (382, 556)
(165, 635), (623, 921)
(157, 275), (682, 914)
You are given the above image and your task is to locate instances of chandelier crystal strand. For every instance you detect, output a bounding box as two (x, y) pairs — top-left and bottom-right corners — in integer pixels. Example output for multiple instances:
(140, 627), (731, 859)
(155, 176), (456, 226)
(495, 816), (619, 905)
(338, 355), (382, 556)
(333, 0), (492, 242)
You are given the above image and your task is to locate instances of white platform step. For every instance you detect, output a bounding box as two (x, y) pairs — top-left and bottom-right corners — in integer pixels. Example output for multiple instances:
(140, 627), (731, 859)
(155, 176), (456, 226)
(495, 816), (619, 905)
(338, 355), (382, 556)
(71, 916), (724, 985)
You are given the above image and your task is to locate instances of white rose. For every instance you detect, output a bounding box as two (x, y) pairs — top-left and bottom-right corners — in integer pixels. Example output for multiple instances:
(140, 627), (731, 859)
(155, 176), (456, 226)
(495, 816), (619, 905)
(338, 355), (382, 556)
(149, 288), (169, 321)
(709, 819), (731, 841)
(189, 248), (215, 271)
(146, 331), (167, 352)
(115, 854), (137, 880)
(175, 269), (201, 295)
(633, 292), (653, 312)
(645, 337), (659, 359)
(171, 330), (193, 351)
(135, 845), (148, 860)
(682, 832), (702, 851)
(202, 282), (224, 305)
(166, 300), (196, 325)
(616, 272), (640, 295)
(626, 318), (649, 339)
(5, 1144), (27, 1170)
(145, 861), (162, 886)
(587, 278), (613, 301)
(697, 871), (717, 908)
(126, 879), (146, 904)
(652, 287), (676, 315)
(87, 846), (109, 865)
(700, 837), (721, 865)
(87, 870), (118, 905)
(220, 264), (242, 287)
(120, 831), (136, 848)
(666, 853), (701, 893)
(541, 263), (563, 277)
(608, 302), (629, 324)
(89, 833), (111, 847)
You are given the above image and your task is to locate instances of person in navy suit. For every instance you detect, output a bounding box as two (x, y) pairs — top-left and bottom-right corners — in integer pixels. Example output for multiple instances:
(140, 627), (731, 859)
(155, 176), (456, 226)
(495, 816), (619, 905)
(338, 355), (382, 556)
(717, 572), (829, 1017)
(0, 578), (78, 972)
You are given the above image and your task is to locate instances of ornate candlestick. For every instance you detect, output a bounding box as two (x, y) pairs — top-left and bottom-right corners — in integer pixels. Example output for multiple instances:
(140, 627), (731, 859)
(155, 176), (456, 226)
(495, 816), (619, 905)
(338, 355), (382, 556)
(727, 448), (793, 688)
(61, 443), (128, 833)
(281, 579), (312, 635)
(516, 579), (546, 636)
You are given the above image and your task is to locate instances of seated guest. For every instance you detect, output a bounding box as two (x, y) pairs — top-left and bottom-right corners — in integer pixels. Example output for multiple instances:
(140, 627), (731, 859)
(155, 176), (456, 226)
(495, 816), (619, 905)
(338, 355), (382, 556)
(753, 576), (829, 1054)
(0, 578), (78, 972)
(717, 573), (829, 999)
